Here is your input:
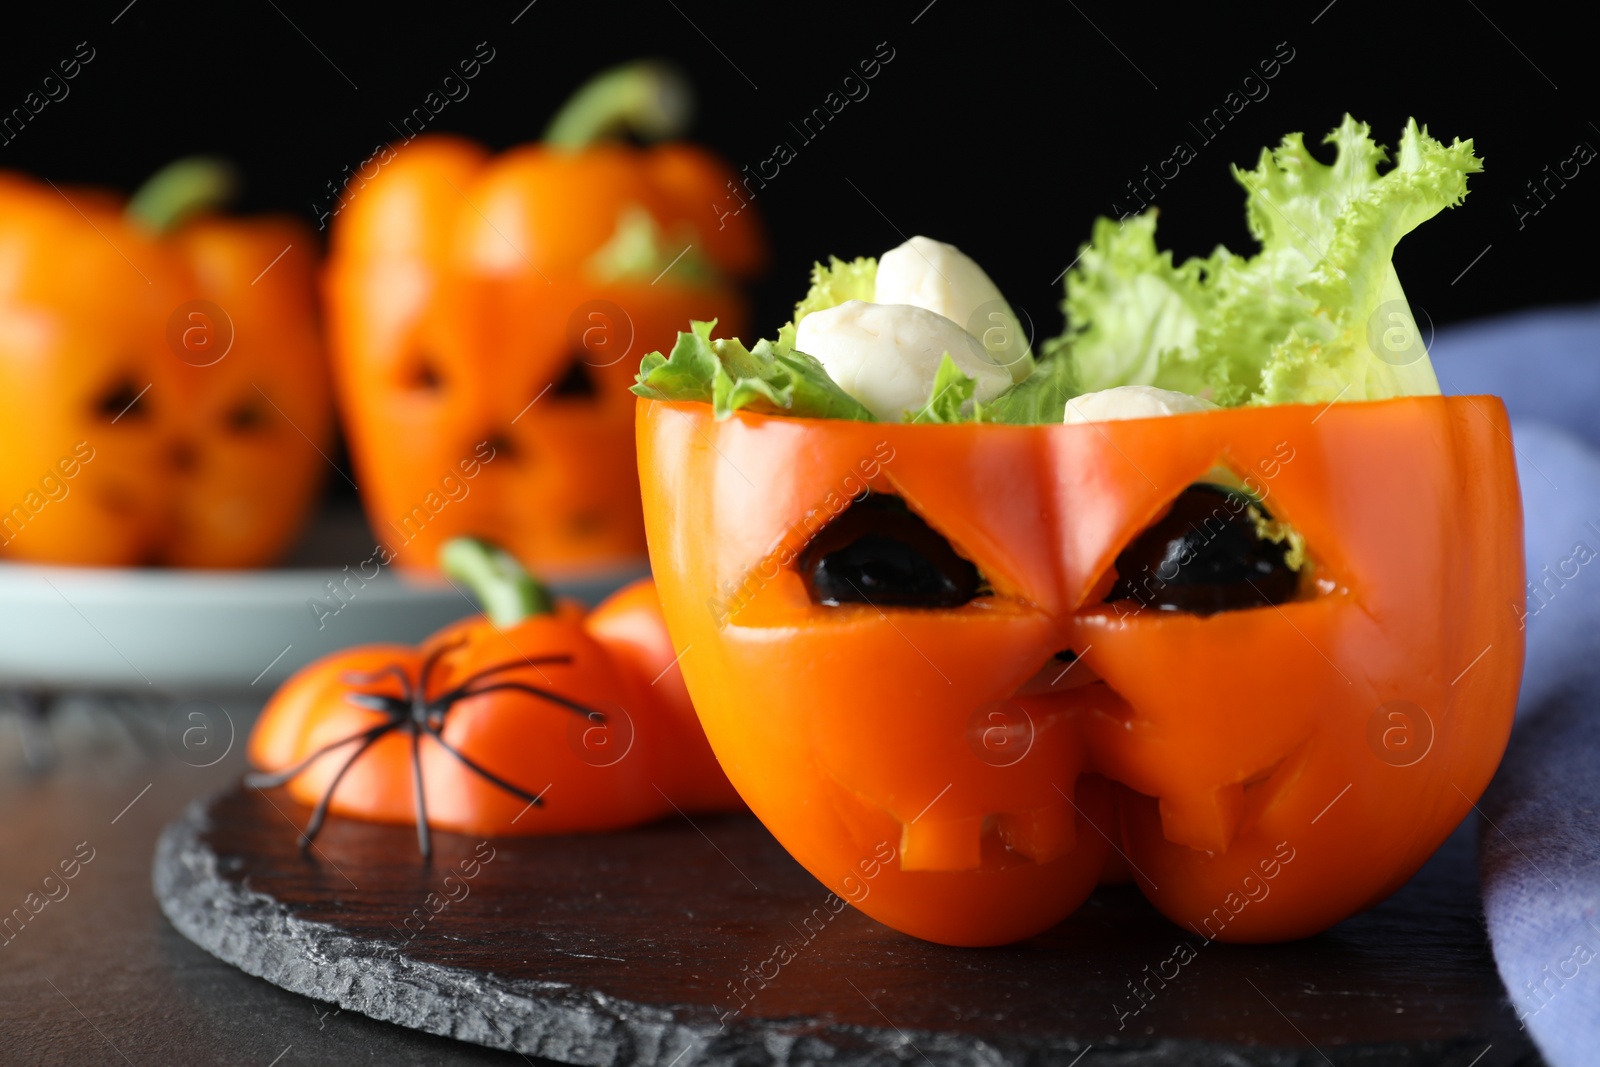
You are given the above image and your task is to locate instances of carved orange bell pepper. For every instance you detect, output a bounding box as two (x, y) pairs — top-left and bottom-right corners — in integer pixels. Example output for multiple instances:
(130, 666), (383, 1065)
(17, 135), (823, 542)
(325, 61), (762, 574)
(0, 159), (330, 566)
(637, 396), (1524, 945)
(247, 538), (740, 856)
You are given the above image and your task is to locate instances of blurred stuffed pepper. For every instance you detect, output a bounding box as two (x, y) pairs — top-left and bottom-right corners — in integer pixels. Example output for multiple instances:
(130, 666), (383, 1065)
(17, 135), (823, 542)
(0, 158), (331, 567)
(324, 60), (764, 575)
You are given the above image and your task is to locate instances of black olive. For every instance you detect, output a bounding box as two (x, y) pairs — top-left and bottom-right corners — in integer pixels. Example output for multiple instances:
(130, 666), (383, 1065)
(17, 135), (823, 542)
(801, 493), (982, 608)
(1104, 483), (1300, 615)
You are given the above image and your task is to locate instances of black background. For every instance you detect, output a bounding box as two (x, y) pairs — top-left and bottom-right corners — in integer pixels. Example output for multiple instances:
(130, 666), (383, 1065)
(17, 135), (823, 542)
(2, 0), (1594, 361)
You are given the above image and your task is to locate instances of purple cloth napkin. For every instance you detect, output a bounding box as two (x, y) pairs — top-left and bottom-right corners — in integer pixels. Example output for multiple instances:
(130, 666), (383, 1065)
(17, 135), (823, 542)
(1431, 304), (1600, 1067)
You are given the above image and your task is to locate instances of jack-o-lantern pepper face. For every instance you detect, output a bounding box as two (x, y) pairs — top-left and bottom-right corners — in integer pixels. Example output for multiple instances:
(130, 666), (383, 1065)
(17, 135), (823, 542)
(632, 117), (1519, 946)
(0, 163), (330, 567)
(637, 397), (1524, 946)
(163, 216), (331, 565)
(324, 62), (762, 574)
(0, 175), (182, 564)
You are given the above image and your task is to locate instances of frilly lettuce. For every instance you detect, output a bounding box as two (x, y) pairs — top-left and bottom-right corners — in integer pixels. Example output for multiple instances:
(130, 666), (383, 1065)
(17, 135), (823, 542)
(634, 116), (1479, 420)
(975, 353), (1077, 423)
(792, 256), (877, 326)
(632, 319), (874, 421)
(632, 257), (881, 420)
(909, 354), (977, 424)
(1046, 116), (1481, 406)
(632, 252), (1058, 422)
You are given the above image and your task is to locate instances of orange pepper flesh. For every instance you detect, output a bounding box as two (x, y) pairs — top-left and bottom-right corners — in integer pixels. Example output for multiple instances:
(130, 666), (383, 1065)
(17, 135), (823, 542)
(324, 136), (761, 574)
(586, 576), (744, 813)
(0, 174), (330, 566)
(637, 395), (1525, 946)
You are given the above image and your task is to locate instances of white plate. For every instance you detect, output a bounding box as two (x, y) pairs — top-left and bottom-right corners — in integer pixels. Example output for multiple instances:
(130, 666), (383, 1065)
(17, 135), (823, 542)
(0, 553), (648, 693)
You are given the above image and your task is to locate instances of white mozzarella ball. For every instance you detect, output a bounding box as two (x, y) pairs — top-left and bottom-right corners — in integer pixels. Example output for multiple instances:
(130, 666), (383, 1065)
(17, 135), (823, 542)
(795, 300), (1013, 421)
(875, 236), (1031, 382)
(1062, 385), (1218, 424)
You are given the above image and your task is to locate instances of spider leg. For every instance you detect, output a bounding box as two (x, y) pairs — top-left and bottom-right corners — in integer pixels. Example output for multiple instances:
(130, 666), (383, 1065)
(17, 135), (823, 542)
(425, 727), (549, 807)
(339, 663), (414, 702)
(445, 680), (604, 721)
(416, 635), (469, 702)
(433, 655), (575, 699)
(410, 724), (432, 861)
(245, 721), (393, 789)
(300, 724), (394, 849)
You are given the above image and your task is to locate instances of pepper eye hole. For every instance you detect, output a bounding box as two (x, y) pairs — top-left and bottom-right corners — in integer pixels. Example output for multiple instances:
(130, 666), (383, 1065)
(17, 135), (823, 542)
(1104, 483), (1302, 616)
(406, 356), (445, 392)
(550, 357), (598, 399)
(801, 493), (984, 608)
(95, 377), (149, 421)
(225, 398), (267, 432)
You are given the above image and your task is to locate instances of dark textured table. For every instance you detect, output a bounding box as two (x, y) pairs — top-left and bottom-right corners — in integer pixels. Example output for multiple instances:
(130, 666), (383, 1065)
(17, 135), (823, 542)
(3, 714), (1544, 1066)
(0, 709), (528, 1065)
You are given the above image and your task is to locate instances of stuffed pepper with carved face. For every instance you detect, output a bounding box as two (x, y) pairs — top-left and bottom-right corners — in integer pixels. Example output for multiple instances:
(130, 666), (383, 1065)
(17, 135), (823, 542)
(0, 159), (330, 567)
(632, 117), (1524, 947)
(325, 61), (762, 575)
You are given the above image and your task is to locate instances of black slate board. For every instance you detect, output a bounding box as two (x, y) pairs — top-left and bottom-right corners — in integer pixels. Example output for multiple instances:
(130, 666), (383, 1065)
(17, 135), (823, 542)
(153, 785), (1541, 1066)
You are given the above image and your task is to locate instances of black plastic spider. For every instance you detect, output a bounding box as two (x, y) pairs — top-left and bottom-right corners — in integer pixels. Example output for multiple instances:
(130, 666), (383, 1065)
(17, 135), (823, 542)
(244, 636), (604, 860)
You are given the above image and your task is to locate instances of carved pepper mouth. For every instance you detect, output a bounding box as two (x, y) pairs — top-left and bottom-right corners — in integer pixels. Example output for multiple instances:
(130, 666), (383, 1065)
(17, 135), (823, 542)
(1007, 648), (1298, 857)
(1011, 649), (1103, 698)
(856, 650), (1117, 876)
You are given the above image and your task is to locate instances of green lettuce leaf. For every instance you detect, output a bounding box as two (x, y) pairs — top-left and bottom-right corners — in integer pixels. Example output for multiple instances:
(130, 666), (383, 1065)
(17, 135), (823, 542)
(901, 350), (1080, 425)
(1050, 116), (1481, 406)
(909, 354), (978, 424)
(792, 255), (877, 325)
(634, 251), (1057, 424)
(710, 336), (876, 420)
(977, 353), (1079, 424)
(633, 256), (884, 420)
(632, 319), (719, 403)
(631, 319), (875, 421)
(1042, 212), (1216, 395)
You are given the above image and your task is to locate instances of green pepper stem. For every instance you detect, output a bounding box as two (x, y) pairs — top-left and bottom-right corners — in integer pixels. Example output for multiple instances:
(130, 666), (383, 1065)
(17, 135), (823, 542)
(439, 537), (554, 626)
(126, 157), (239, 234)
(543, 60), (693, 150)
